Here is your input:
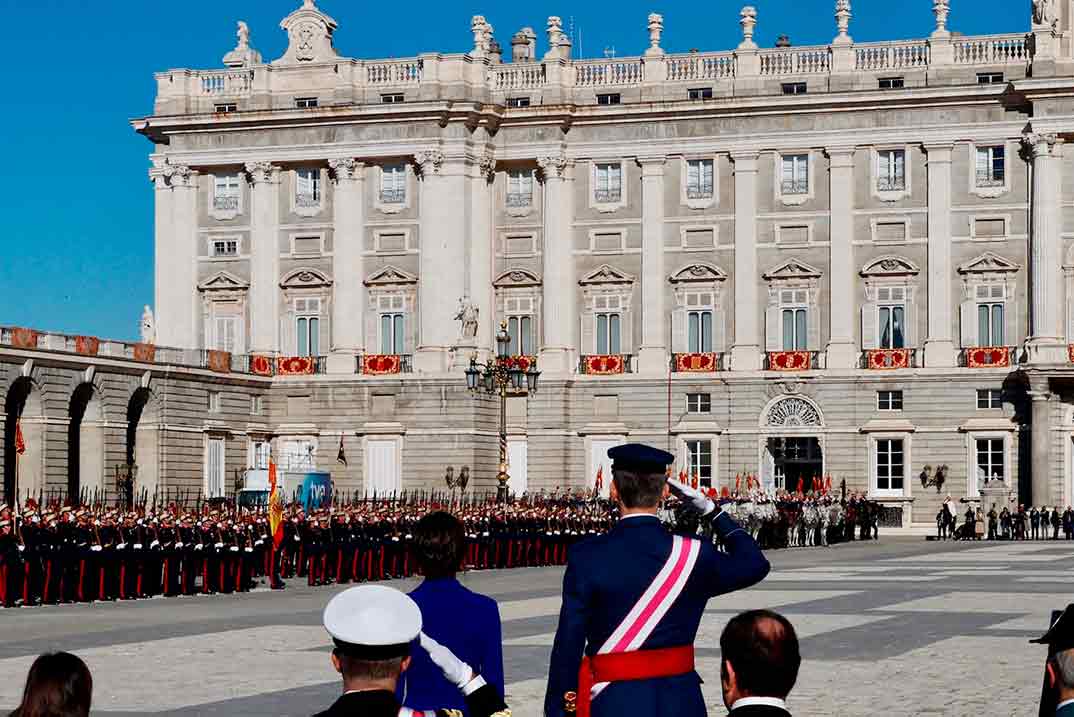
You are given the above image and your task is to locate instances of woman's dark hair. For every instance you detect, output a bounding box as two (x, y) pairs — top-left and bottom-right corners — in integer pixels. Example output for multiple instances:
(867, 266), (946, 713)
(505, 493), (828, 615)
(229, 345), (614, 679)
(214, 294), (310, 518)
(11, 652), (92, 717)
(413, 511), (466, 579)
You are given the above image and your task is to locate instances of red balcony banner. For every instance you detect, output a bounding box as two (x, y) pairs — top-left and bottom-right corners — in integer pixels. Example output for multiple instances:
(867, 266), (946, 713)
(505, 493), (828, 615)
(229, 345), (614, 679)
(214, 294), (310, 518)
(277, 356), (316, 376)
(74, 336), (100, 356)
(133, 343), (156, 363)
(768, 350), (811, 371)
(674, 352), (718, 372)
(503, 355), (536, 372)
(206, 349), (232, 373)
(10, 328), (39, 349)
(866, 348), (909, 370)
(362, 354), (402, 375)
(249, 355), (274, 377)
(966, 346), (1010, 369)
(584, 355), (624, 375)
(1068, 344), (1074, 364)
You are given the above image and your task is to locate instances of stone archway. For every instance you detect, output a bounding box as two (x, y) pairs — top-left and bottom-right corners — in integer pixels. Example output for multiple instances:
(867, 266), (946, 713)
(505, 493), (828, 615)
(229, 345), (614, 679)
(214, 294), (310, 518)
(758, 395), (826, 493)
(3, 375), (45, 505)
(126, 387), (160, 502)
(68, 383), (105, 502)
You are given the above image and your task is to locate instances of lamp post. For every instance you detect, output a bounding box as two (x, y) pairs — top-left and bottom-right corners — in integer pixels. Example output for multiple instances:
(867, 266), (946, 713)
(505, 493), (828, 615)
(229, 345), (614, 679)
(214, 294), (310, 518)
(464, 321), (540, 502)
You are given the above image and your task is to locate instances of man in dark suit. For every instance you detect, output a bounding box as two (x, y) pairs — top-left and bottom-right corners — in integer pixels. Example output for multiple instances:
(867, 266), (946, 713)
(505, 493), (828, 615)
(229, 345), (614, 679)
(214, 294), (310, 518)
(315, 584), (509, 717)
(544, 443), (770, 717)
(1031, 603), (1074, 716)
(721, 610), (800, 716)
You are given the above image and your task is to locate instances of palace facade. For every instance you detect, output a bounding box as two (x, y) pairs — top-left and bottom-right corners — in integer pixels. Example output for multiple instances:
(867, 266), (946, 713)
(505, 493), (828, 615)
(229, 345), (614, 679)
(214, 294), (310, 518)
(6, 0), (1074, 527)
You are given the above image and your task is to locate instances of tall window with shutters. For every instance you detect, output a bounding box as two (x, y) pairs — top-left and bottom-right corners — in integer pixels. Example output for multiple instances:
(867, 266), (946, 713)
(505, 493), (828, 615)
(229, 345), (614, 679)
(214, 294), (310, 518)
(780, 154), (809, 195)
(505, 296), (535, 356)
(595, 310), (622, 355)
(213, 315), (238, 353)
(877, 287), (906, 349)
(975, 146), (1005, 187)
(377, 295), (406, 355)
(780, 289), (809, 351)
(685, 439), (713, 487)
(506, 169), (534, 208)
(976, 284), (1005, 347)
(380, 164), (407, 204)
(593, 162), (622, 204)
(295, 168), (322, 209)
(213, 174), (241, 212)
(685, 159), (714, 200)
(876, 149), (906, 192)
(294, 297), (321, 357)
(205, 437), (226, 498)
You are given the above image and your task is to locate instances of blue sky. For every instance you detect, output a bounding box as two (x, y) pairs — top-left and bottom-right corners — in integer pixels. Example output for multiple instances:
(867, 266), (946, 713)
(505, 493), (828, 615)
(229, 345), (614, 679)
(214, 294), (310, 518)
(0, 0), (1027, 341)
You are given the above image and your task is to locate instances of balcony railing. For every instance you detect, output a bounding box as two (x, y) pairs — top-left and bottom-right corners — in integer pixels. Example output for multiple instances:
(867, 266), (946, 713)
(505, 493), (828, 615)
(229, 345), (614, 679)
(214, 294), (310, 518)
(665, 52), (736, 81)
(506, 192), (532, 207)
(593, 189), (622, 203)
(379, 189), (406, 204)
(357, 354), (413, 375)
(765, 350), (820, 371)
(366, 59), (423, 85)
(855, 41), (929, 71)
(781, 180), (809, 195)
(862, 348), (918, 370)
(760, 47), (831, 75)
(213, 195), (239, 211)
(295, 193), (320, 209)
(578, 354), (635, 375)
(492, 63), (546, 91)
(953, 33), (1030, 65)
(199, 69), (254, 96)
(876, 176), (906, 192)
(574, 59), (644, 87)
(671, 352), (722, 373)
(975, 171), (1005, 187)
(686, 184), (714, 200)
(961, 346), (1016, 368)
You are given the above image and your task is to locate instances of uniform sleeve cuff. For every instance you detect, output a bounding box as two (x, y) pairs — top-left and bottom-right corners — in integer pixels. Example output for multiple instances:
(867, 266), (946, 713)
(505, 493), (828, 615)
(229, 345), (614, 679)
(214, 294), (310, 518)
(461, 674), (487, 696)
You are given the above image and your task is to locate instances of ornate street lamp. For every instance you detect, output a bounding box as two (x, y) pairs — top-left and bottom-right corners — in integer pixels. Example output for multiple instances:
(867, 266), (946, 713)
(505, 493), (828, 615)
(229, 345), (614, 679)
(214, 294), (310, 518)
(464, 321), (540, 502)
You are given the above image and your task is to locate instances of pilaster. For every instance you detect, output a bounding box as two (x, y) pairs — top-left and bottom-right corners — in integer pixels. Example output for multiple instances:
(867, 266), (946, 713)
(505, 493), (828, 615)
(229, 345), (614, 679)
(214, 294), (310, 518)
(469, 150), (496, 365)
(730, 152), (762, 371)
(825, 147), (857, 369)
(537, 153), (576, 375)
(1023, 131), (1067, 364)
(638, 156), (668, 374)
(159, 162), (198, 351)
(922, 144), (956, 367)
(151, 164), (174, 347)
(326, 158), (366, 374)
(1028, 375), (1057, 507)
(245, 161), (281, 355)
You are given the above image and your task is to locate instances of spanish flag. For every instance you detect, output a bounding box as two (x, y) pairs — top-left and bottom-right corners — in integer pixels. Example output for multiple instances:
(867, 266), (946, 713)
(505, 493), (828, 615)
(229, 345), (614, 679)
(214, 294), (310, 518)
(14, 420), (26, 456)
(268, 459), (284, 550)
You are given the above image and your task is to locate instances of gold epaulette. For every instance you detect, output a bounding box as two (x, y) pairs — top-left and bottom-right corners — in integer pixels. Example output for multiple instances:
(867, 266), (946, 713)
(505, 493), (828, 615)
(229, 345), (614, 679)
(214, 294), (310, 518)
(489, 711), (512, 717)
(564, 690), (577, 714)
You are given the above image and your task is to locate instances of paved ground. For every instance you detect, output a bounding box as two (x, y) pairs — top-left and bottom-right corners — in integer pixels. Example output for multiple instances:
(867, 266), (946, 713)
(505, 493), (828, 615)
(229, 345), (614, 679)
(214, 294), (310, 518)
(0, 537), (1070, 716)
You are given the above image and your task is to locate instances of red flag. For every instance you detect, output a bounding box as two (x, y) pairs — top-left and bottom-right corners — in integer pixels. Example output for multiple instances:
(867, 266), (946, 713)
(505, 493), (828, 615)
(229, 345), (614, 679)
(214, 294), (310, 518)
(595, 466), (603, 492)
(14, 421), (26, 456)
(735, 474), (741, 493)
(691, 473), (699, 490)
(796, 477), (804, 494)
(720, 485), (730, 499)
(678, 470), (687, 484)
(268, 459), (284, 550)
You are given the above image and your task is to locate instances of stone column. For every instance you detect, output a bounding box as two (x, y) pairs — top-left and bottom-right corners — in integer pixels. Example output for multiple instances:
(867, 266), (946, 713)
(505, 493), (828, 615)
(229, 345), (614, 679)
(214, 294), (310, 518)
(1029, 376), (1057, 508)
(245, 161), (281, 355)
(923, 144), (956, 367)
(537, 153), (576, 375)
(1023, 132), (1067, 364)
(414, 149), (468, 374)
(638, 157), (668, 374)
(826, 148), (857, 368)
(162, 163), (198, 350)
(469, 151), (496, 364)
(730, 152), (762, 371)
(151, 164), (174, 346)
(326, 158), (366, 374)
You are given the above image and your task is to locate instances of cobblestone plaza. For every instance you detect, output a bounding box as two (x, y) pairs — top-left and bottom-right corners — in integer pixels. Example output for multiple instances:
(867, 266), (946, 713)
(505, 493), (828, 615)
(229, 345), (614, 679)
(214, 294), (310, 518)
(0, 539), (1068, 716)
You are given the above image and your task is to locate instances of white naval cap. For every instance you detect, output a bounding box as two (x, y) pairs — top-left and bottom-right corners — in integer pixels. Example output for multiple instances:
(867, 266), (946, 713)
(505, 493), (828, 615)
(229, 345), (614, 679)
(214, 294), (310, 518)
(323, 585), (422, 659)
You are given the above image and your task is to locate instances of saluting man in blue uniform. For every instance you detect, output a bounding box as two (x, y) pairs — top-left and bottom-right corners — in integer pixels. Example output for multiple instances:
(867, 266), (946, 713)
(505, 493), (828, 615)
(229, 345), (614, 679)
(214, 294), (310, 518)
(544, 443), (770, 717)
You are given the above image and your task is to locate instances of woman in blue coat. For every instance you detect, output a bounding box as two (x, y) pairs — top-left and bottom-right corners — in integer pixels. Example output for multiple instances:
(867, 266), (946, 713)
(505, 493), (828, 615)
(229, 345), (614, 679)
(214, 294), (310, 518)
(397, 511), (505, 713)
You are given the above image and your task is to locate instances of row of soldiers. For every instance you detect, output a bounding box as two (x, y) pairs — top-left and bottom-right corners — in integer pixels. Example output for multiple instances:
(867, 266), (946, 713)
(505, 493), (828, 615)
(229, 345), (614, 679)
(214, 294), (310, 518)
(0, 490), (863, 608)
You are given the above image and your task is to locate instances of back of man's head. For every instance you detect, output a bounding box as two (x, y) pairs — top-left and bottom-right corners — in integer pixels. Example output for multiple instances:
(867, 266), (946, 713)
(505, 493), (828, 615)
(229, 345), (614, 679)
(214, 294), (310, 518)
(720, 610), (800, 705)
(1053, 649), (1074, 696)
(611, 469), (665, 509)
(332, 651), (408, 686)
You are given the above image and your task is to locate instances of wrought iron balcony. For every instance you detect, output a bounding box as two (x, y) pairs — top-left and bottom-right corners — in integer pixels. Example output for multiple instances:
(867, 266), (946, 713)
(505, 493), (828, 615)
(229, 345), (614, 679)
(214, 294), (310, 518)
(295, 193), (321, 208)
(686, 183), (714, 199)
(379, 188), (406, 204)
(780, 180), (809, 195)
(765, 350), (820, 371)
(975, 171), (1005, 188)
(578, 354), (635, 375)
(357, 354), (413, 375)
(861, 348), (917, 370)
(671, 352), (722, 372)
(876, 176), (906, 192)
(506, 192), (532, 207)
(212, 195), (240, 211)
(593, 189), (622, 203)
(960, 346), (1017, 368)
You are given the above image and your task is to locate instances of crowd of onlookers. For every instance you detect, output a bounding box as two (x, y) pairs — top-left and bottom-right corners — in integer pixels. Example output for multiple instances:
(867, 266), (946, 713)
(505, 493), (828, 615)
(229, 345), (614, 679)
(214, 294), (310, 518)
(935, 498), (1074, 541)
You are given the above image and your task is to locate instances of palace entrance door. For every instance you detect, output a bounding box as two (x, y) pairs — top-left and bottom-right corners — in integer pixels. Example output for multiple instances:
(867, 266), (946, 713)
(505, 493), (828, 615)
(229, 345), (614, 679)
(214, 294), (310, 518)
(763, 437), (822, 492)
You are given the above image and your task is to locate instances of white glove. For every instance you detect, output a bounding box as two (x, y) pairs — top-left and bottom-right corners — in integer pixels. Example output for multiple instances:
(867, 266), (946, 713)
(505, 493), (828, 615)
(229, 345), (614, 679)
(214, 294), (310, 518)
(666, 478), (716, 517)
(419, 632), (474, 690)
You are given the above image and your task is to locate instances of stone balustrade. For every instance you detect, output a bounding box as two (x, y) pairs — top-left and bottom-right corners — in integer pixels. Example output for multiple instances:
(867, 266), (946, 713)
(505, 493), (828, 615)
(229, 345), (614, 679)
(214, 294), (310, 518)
(152, 28), (1039, 115)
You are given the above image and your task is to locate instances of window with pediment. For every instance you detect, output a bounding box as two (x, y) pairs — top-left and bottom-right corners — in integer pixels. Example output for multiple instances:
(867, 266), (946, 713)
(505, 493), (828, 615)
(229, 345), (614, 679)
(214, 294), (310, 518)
(198, 271), (249, 354)
(364, 266), (417, 355)
(579, 265), (635, 355)
(957, 252), (1020, 348)
(280, 268), (332, 357)
(669, 263), (727, 354)
(860, 256), (920, 350)
(763, 260), (821, 352)
(494, 269), (542, 357)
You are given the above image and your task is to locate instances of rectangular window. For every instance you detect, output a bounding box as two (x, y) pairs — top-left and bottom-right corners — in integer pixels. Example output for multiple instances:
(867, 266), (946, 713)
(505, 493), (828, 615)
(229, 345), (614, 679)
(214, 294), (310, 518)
(977, 72), (1004, 85)
(380, 313), (404, 355)
(213, 315), (238, 352)
(977, 388), (1003, 410)
(877, 149), (906, 192)
(686, 159), (714, 200)
(214, 103), (237, 113)
(977, 303), (1005, 346)
(208, 391), (222, 413)
(380, 164), (406, 204)
(878, 291), (906, 349)
(295, 97), (318, 108)
(506, 96), (531, 108)
(687, 310), (714, 354)
(688, 87), (713, 100)
(877, 390), (904, 411)
(211, 239), (238, 257)
(782, 82), (807, 95)
(686, 393), (711, 414)
(206, 437), (225, 498)
(596, 93), (621, 105)
(213, 174), (241, 211)
(251, 395), (264, 416)
(251, 440), (271, 469)
(507, 315), (534, 356)
(875, 438), (905, 492)
(685, 439), (713, 487)
(595, 313), (621, 355)
(781, 308), (808, 351)
(381, 93), (404, 104)
(975, 146), (1005, 187)
(975, 437), (1005, 485)
(594, 163), (622, 203)
(295, 169), (321, 208)
(295, 298), (321, 357)
(781, 154), (809, 195)
(507, 169), (534, 207)
(878, 77), (905, 90)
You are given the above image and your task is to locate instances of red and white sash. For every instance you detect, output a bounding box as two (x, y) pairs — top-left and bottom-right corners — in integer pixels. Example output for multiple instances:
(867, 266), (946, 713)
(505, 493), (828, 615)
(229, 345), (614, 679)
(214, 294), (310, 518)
(590, 534), (700, 700)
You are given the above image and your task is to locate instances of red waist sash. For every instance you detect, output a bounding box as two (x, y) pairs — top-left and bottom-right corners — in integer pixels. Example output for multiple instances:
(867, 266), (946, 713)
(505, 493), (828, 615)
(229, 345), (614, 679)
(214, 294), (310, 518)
(574, 645), (694, 717)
